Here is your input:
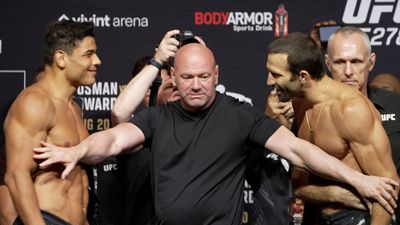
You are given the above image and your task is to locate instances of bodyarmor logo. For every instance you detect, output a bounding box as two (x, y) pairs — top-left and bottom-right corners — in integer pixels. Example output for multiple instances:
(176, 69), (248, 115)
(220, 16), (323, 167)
(194, 11), (273, 32)
(342, 0), (400, 24)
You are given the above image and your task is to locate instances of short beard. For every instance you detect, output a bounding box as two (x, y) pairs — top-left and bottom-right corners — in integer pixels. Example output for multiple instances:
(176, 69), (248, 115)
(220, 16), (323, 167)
(277, 79), (300, 102)
(278, 91), (292, 102)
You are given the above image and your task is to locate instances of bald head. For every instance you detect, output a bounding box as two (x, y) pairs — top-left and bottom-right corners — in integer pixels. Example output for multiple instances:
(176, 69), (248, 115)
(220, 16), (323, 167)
(171, 43), (219, 112)
(369, 73), (400, 92)
(325, 26), (375, 96)
(174, 43), (216, 69)
(328, 26), (371, 55)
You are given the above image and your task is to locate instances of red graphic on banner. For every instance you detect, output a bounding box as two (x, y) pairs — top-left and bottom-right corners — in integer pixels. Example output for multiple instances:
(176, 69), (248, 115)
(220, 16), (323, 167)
(274, 4), (288, 37)
(193, 11), (274, 32)
(194, 12), (229, 25)
(288, 197), (304, 225)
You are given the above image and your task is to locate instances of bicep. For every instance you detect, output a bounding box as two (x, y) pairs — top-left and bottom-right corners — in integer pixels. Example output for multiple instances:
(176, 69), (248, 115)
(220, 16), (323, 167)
(4, 97), (51, 173)
(110, 122), (145, 154)
(340, 105), (395, 177)
(5, 117), (47, 174)
(265, 126), (305, 168)
(348, 123), (395, 177)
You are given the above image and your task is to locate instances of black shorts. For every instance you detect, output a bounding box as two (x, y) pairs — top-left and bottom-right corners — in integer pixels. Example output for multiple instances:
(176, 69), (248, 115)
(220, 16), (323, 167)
(13, 210), (71, 225)
(0, 145), (6, 185)
(321, 209), (370, 225)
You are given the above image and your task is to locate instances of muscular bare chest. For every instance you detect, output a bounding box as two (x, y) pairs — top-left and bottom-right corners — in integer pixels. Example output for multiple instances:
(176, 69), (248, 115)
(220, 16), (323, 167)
(298, 107), (350, 160)
(48, 101), (89, 147)
(33, 100), (89, 218)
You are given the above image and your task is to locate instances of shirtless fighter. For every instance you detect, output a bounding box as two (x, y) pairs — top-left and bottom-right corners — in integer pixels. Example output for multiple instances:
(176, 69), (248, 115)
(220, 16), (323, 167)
(266, 32), (399, 225)
(4, 20), (101, 225)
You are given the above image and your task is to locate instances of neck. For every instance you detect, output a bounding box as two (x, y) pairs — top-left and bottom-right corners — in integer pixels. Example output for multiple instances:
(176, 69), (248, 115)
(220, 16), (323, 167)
(360, 86), (368, 96)
(303, 75), (331, 105)
(42, 67), (77, 102)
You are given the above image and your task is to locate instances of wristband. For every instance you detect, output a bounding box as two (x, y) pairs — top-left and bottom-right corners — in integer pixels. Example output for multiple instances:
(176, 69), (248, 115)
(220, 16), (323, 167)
(148, 57), (163, 70)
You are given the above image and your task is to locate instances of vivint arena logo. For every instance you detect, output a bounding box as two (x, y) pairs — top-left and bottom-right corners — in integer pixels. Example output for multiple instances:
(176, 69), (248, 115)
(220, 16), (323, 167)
(58, 14), (149, 28)
(194, 12), (273, 32)
(342, 0), (400, 46)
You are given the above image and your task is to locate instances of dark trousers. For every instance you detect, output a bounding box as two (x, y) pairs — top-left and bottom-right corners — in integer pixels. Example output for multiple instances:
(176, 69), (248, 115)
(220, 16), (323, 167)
(13, 210), (71, 225)
(321, 209), (370, 225)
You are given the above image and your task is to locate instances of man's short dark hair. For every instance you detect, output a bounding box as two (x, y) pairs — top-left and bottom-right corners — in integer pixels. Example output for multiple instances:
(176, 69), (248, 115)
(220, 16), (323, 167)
(44, 20), (94, 65)
(268, 32), (324, 80)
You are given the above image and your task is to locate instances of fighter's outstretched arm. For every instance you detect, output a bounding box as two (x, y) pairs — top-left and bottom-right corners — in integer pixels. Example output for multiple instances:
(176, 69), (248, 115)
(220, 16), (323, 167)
(292, 167), (368, 211)
(33, 123), (145, 179)
(265, 126), (398, 214)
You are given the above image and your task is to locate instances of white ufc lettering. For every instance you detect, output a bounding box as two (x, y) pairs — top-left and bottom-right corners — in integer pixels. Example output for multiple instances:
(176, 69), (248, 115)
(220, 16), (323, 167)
(381, 113), (396, 121)
(342, 0), (400, 24)
(103, 163), (118, 171)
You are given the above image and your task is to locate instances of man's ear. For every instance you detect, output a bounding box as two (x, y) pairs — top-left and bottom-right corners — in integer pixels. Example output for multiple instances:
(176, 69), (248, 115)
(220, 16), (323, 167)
(170, 66), (176, 86)
(214, 65), (219, 85)
(298, 70), (309, 84)
(368, 52), (376, 71)
(54, 50), (66, 69)
(324, 54), (331, 72)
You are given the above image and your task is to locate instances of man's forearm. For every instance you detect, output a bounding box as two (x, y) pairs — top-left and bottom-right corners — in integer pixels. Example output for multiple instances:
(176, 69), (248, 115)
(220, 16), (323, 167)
(267, 127), (360, 184)
(295, 184), (366, 210)
(290, 137), (361, 185)
(5, 172), (46, 225)
(76, 123), (142, 164)
(292, 138), (399, 217)
(112, 65), (159, 124)
(75, 129), (121, 164)
(291, 165), (366, 210)
(371, 202), (392, 225)
(0, 185), (17, 225)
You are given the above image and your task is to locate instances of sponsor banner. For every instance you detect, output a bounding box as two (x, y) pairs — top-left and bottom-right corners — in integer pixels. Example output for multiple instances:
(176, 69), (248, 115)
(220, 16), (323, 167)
(243, 180), (254, 224)
(76, 81), (122, 133)
(76, 81), (119, 112)
(58, 13), (149, 28)
(194, 11), (274, 32)
(342, 0), (400, 46)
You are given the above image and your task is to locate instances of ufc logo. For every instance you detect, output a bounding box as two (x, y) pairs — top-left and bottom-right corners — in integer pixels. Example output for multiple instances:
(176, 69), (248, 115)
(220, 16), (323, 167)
(381, 113), (396, 121)
(342, 0), (400, 24)
(103, 163), (118, 171)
